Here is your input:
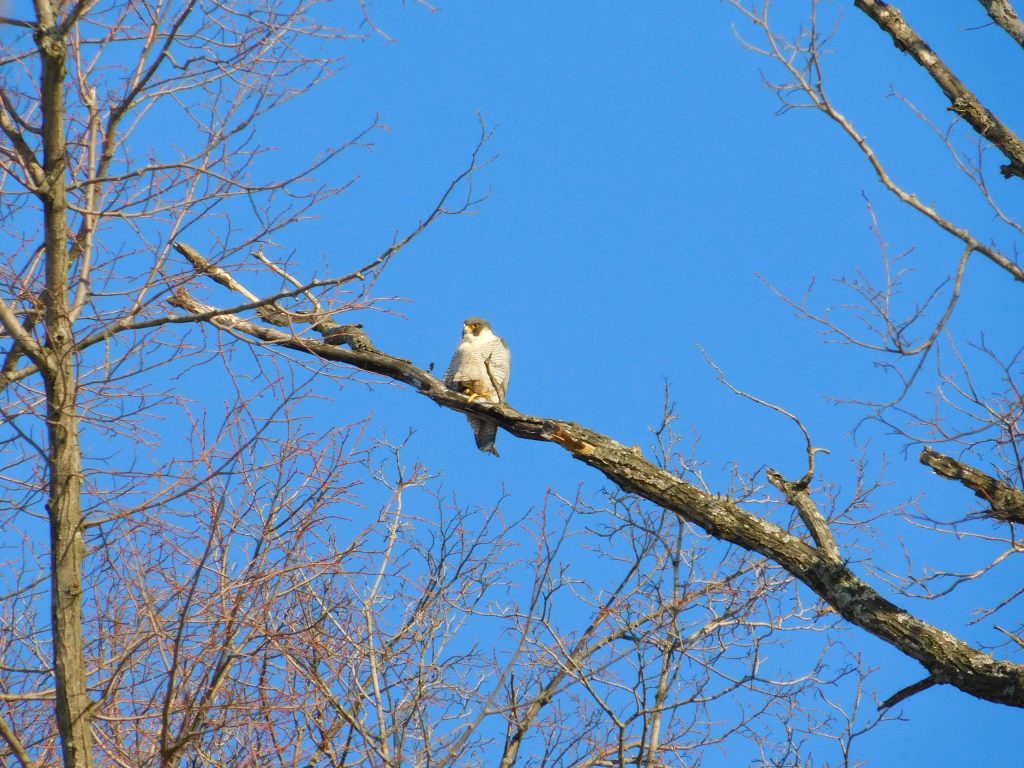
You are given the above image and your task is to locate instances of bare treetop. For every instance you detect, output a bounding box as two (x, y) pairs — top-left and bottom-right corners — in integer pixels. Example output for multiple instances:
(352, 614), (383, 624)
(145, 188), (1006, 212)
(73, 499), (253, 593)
(1, 2), (1023, 767)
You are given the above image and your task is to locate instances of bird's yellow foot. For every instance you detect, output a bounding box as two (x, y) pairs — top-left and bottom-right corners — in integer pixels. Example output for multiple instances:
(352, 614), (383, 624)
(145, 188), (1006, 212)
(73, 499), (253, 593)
(466, 392), (482, 403)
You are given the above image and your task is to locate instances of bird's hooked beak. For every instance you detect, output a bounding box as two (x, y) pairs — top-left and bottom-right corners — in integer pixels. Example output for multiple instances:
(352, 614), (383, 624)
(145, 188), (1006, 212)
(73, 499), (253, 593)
(462, 319), (486, 337)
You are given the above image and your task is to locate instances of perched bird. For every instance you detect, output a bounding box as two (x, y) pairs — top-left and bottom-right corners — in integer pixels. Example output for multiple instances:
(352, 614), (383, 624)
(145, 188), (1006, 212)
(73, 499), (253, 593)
(444, 317), (511, 456)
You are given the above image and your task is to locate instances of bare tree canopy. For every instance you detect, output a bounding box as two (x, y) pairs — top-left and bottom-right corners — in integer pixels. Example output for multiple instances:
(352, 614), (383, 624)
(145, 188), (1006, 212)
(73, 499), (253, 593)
(0, 1), (1021, 767)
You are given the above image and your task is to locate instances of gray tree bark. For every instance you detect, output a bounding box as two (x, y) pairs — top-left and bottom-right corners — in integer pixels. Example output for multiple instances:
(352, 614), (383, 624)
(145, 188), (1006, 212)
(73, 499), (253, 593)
(35, 5), (94, 765)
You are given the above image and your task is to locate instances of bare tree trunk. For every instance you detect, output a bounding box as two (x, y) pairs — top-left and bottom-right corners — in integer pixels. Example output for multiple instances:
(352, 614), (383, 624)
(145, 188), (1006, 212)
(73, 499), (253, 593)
(36, 8), (94, 766)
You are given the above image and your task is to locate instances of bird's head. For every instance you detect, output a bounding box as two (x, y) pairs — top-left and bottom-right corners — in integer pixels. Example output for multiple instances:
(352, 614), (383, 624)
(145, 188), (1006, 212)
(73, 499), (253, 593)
(462, 317), (492, 338)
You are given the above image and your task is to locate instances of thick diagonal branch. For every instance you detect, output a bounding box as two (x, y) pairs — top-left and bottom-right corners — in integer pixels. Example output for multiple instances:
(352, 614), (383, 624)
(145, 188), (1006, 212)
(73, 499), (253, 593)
(856, 0), (1024, 180)
(169, 287), (1024, 709)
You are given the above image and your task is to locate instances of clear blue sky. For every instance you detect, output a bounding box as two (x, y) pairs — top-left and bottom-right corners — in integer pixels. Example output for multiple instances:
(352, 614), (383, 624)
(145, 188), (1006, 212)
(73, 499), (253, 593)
(196, 2), (1021, 764)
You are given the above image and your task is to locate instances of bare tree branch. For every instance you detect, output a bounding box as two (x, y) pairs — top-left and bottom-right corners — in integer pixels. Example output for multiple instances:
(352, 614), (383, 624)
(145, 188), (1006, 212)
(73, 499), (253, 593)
(172, 258), (1024, 709)
(920, 447), (1024, 524)
(879, 675), (936, 710)
(856, 0), (1024, 180)
(977, 0), (1024, 51)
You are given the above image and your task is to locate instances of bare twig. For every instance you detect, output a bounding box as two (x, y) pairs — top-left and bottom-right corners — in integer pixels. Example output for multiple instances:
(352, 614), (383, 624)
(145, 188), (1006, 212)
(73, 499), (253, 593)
(879, 675), (936, 710)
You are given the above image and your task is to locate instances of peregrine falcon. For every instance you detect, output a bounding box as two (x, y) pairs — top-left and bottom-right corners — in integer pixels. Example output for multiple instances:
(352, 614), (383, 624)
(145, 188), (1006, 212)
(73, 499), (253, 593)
(444, 317), (511, 456)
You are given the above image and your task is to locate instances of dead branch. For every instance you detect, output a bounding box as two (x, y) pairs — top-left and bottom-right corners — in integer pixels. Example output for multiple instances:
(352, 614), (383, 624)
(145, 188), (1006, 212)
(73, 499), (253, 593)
(879, 675), (936, 710)
(979, 0), (1024, 49)
(171, 251), (1024, 710)
(920, 447), (1024, 524)
(856, 0), (1024, 181)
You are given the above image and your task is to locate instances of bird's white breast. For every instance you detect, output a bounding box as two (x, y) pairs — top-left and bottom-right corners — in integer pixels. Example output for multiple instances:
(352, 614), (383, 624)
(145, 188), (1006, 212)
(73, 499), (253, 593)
(459, 328), (496, 359)
(455, 328), (500, 378)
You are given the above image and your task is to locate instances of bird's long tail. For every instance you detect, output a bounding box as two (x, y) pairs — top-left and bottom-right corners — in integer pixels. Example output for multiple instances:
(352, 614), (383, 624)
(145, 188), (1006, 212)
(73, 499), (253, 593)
(468, 416), (500, 457)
